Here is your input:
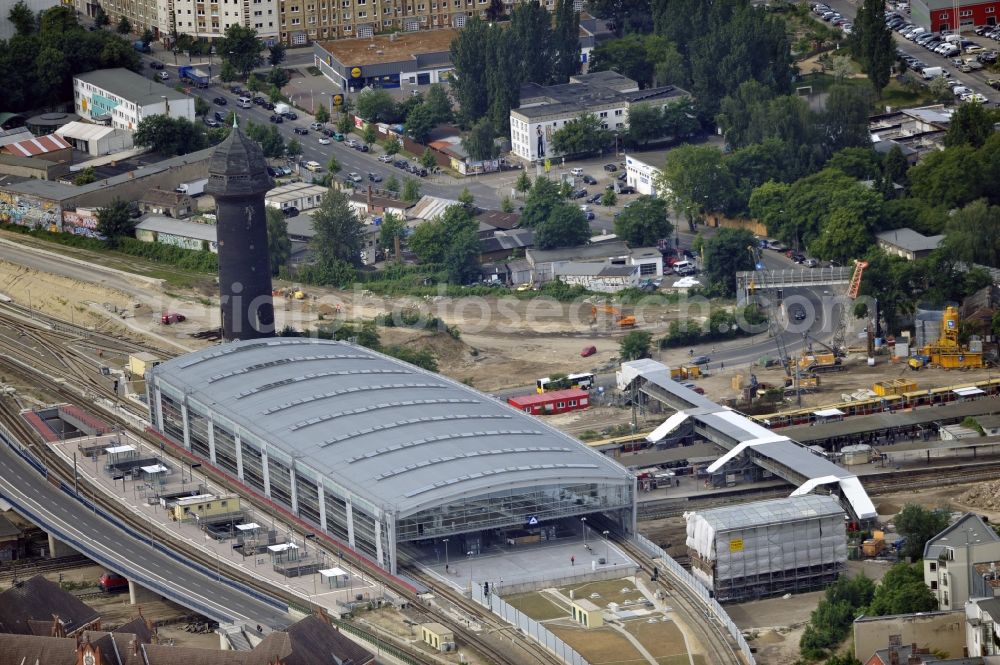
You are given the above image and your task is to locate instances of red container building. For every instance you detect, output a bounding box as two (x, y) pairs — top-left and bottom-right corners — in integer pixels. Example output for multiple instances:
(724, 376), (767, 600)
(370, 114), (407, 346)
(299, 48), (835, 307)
(508, 389), (590, 415)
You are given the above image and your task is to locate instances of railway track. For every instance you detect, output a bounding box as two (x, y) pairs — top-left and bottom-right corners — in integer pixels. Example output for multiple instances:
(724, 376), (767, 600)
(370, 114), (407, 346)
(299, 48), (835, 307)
(0, 554), (92, 583)
(612, 535), (744, 665)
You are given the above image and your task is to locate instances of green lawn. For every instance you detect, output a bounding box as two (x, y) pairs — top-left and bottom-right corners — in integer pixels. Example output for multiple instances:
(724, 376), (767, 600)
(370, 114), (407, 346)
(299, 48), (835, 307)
(504, 591), (570, 621)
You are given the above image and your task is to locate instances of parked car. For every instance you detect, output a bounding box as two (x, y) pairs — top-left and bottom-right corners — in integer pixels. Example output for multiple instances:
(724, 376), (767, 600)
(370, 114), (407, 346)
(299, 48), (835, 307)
(357, 144), (370, 152)
(804, 258), (819, 268)
(584, 211), (595, 220)
(283, 206), (299, 217)
(788, 304), (807, 322)
(149, 61), (164, 70)
(253, 96), (266, 105)
(212, 96), (227, 105)
(618, 185), (636, 194)
(320, 128), (335, 137)
(603, 163), (618, 172)
(294, 127), (309, 135)
(280, 165), (292, 176)
(332, 132), (345, 141)
(570, 167), (584, 176)
(586, 193), (602, 204)
(580, 345), (597, 358)
(318, 136), (330, 144)
(214, 111), (225, 122)
(269, 114), (283, 123)
(262, 101), (275, 110)
(582, 174), (597, 185)
(571, 188), (588, 199)
(394, 159), (409, 169)
(204, 118), (220, 127)
(283, 111), (298, 120)
(368, 172), (382, 182)
(348, 172), (363, 183)
(378, 154), (394, 162)
(309, 122), (323, 130)
(160, 312), (186, 325)
(345, 138), (359, 148)
(691, 355), (710, 365)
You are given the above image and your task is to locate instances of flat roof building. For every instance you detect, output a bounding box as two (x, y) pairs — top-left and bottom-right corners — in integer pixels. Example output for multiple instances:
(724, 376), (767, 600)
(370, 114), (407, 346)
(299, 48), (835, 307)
(875, 228), (944, 261)
(56, 121), (134, 157)
(313, 29), (456, 93)
(510, 73), (691, 163)
(265, 182), (328, 213)
(74, 69), (195, 131)
(148, 338), (636, 574)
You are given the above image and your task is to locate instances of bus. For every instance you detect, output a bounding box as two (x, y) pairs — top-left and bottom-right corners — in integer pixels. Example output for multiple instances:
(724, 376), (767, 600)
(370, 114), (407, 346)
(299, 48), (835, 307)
(536, 372), (595, 393)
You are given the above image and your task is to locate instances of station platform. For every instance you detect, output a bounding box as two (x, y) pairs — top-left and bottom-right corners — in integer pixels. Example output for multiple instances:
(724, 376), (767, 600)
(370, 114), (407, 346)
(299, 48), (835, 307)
(406, 529), (636, 594)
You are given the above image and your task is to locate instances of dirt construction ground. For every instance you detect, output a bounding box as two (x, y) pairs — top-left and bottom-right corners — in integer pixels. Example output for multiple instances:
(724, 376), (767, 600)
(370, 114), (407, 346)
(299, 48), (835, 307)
(1, 243), (994, 403)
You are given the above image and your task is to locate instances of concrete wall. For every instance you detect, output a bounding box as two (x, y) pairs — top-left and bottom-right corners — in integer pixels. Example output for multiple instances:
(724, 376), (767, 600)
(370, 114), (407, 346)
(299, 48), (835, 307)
(704, 214), (768, 238)
(497, 564), (638, 596)
(0, 154), (70, 180)
(854, 611), (966, 662)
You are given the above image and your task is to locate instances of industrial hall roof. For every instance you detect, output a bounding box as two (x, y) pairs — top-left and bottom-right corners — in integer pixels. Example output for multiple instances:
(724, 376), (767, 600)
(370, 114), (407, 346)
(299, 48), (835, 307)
(150, 339), (632, 516)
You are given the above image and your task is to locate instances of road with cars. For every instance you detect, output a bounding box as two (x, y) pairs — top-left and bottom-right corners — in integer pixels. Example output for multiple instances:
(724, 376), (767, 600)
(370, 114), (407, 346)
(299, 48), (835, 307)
(814, 1), (999, 104)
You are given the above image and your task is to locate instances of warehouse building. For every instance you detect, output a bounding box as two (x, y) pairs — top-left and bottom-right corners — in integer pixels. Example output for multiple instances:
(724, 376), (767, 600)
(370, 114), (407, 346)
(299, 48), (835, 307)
(685, 494), (847, 602)
(265, 182), (328, 214)
(147, 338), (636, 573)
(73, 69), (195, 131)
(911, 0), (1000, 33)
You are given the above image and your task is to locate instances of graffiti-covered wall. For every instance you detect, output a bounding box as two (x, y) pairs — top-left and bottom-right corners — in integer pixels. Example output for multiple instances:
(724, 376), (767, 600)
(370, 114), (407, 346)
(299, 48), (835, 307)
(62, 208), (101, 238)
(0, 191), (60, 230)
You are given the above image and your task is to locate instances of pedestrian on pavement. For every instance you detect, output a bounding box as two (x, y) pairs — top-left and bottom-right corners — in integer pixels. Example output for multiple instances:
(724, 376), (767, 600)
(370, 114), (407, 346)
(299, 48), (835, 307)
(571, 556), (575, 566)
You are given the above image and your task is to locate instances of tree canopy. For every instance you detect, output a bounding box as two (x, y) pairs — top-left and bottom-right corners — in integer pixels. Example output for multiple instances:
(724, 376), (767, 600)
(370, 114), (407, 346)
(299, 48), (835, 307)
(408, 205), (481, 283)
(550, 114), (609, 158)
(867, 563), (938, 616)
(96, 198), (135, 247)
(895, 504), (950, 561)
(703, 228), (756, 297)
(216, 24), (264, 78)
(534, 203), (591, 249)
(311, 188), (364, 270)
(133, 116), (208, 156)
(613, 196), (672, 246)
(266, 207), (291, 276)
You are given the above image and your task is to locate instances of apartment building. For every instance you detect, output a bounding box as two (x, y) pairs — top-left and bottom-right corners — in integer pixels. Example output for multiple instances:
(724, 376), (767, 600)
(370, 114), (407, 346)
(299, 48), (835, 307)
(924, 513), (1000, 611)
(74, 69), (195, 131)
(76, 0), (162, 36)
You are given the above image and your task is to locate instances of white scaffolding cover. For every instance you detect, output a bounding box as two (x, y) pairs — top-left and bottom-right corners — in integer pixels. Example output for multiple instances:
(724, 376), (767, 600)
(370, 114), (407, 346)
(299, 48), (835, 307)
(685, 495), (847, 583)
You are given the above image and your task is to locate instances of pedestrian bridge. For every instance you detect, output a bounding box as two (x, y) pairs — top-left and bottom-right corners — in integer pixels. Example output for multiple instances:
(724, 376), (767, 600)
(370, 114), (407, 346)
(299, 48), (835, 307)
(736, 266), (853, 292)
(617, 359), (877, 522)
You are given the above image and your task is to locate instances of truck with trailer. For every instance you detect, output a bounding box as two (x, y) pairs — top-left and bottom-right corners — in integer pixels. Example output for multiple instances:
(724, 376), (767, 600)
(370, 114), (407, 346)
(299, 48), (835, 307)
(178, 65), (210, 87)
(175, 178), (208, 196)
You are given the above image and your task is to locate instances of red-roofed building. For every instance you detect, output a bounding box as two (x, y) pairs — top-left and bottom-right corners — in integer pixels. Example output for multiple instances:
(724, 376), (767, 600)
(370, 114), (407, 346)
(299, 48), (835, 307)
(508, 389), (590, 415)
(1, 133), (72, 163)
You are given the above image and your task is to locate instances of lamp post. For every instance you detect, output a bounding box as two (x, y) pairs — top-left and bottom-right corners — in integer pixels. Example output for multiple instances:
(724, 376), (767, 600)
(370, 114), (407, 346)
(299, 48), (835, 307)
(310, 88), (315, 113)
(188, 461), (201, 483)
(603, 530), (610, 563)
(581, 517), (587, 544)
(161, 94), (169, 117)
(209, 46), (215, 83)
(443, 538), (449, 570)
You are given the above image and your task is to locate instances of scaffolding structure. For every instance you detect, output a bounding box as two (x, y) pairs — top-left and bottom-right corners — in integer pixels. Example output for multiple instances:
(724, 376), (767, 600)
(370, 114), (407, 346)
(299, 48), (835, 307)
(685, 494), (847, 602)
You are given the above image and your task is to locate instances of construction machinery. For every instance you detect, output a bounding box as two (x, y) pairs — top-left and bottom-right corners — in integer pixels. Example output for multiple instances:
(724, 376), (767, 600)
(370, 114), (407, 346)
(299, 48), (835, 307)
(830, 260), (868, 356)
(798, 333), (845, 373)
(590, 303), (636, 328)
(910, 305), (983, 369)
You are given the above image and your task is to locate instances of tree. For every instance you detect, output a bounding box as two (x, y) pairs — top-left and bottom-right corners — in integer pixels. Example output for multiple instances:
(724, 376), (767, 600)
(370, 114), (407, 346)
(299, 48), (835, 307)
(362, 123), (377, 148)
(96, 198), (135, 247)
(94, 7), (109, 27)
(247, 72), (262, 92)
(385, 174), (400, 194)
(809, 207), (873, 265)
(946, 102), (999, 149)
(659, 144), (738, 230)
(406, 103), (436, 144)
(141, 28), (154, 46)
(266, 207), (291, 275)
(462, 118), (499, 161)
(601, 190), (617, 207)
(614, 196), (672, 246)
(941, 199), (1000, 269)
(73, 166), (97, 186)
(116, 16), (131, 34)
(620, 331), (653, 361)
(424, 83), (453, 124)
(286, 138), (302, 158)
(267, 84), (283, 104)
(625, 104), (664, 148)
(311, 188), (363, 268)
(326, 154), (341, 175)
(515, 170), (532, 194)
(485, 24), (521, 132)
(379, 212), (407, 260)
(401, 177), (421, 203)
(520, 177), (562, 228)
(703, 228), (756, 297)
(409, 204), (477, 264)
(895, 504), (950, 560)
(501, 197), (514, 213)
(8, 0), (35, 35)
(551, 0), (580, 83)
(821, 85), (872, 155)
(268, 42), (286, 67)
(867, 563), (938, 616)
(550, 113), (608, 157)
(445, 225), (482, 284)
(535, 203), (590, 249)
(826, 146), (882, 181)
(314, 104), (329, 124)
(850, 0), (894, 97)
(458, 187), (474, 208)
(356, 88), (396, 123)
(194, 95), (210, 118)
(450, 17), (491, 123)
(508, 0), (553, 85)
(485, 0), (505, 20)
(336, 113), (353, 135)
(267, 66), (289, 89)
(421, 148), (437, 170)
(217, 24), (264, 78)
(383, 137), (401, 156)
(133, 115), (207, 156)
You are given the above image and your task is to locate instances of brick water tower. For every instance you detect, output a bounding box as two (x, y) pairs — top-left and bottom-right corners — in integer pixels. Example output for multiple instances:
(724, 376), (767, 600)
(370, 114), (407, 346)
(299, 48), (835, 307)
(205, 122), (275, 340)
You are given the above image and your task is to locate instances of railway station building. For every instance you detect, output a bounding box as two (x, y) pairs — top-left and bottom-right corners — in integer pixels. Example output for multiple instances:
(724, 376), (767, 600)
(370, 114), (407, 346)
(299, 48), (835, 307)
(146, 338), (636, 574)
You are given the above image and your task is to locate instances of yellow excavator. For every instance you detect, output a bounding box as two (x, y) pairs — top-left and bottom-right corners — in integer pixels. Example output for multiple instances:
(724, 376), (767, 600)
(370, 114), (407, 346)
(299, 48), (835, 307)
(590, 304), (636, 328)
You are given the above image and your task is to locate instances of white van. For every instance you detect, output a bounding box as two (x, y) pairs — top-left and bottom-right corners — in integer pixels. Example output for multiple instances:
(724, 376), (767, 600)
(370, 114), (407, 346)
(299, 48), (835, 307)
(945, 34), (962, 44)
(673, 260), (696, 275)
(236, 96), (253, 108)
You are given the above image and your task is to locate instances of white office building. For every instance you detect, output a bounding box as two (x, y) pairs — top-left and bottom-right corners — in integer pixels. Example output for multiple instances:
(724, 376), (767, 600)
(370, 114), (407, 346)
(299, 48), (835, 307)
(509, 72), (690, 163)
(625, 154), (666, 197)
(74, 69), (195, 132)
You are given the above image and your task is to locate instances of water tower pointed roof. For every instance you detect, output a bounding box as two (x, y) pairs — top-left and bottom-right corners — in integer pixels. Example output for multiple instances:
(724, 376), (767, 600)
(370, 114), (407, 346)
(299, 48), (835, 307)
(206, 125), (273, 197)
